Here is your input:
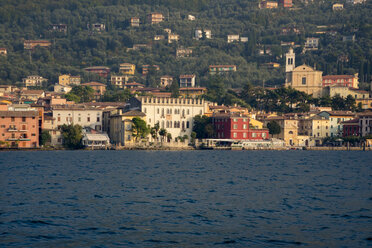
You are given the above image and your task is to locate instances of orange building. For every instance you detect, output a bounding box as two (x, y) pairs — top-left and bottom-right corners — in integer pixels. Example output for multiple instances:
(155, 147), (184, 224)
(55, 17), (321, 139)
(24, 40), (51, 50)
(0, 110), (39, 148)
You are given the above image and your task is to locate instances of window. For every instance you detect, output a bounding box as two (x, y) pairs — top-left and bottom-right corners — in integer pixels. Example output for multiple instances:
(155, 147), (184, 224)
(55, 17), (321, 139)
(302, 77), (306, 85)
(32, 133), (36, 136)
(186, 121), (189, 128)
(58, 117), (61, 121)
(97, 117), (100, 122)
(262, 133), (266, 138)
(233, 132), (237, 138)
(187, 109), (190, 115)
(144, 108), (147, 113)
(78, 117), (81, 122)
(289, 131), (293, 134)
(87, 117), (90, 122)
(233, 124), (238, 129)
(243, 124), (247, 129)
(0, 125), (5, 128)
(22, 117), (26, 122)
(252, 133), (256, 137)
(11, 117), (15, 122)
(233, 118), (237, 122)
(243, 133), (247, 138)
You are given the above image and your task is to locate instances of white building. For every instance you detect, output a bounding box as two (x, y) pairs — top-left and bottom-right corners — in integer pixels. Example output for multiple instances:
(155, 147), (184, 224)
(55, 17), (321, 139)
(180, 75), (196, 88)
(127, 96), (210, 139)
(23, 75), (48, 87)
(54, 84), (72, 93)
(52, 105), (103, 131)
(227, 35), (240, 43)
(359, 112), (372, 137)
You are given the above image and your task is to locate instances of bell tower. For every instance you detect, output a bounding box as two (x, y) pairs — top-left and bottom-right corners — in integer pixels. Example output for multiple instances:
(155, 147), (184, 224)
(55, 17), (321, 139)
(286, 48), (295, 73)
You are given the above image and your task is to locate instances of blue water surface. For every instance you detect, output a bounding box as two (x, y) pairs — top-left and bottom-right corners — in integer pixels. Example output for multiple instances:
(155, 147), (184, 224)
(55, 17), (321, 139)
(0, 150), (371, 247)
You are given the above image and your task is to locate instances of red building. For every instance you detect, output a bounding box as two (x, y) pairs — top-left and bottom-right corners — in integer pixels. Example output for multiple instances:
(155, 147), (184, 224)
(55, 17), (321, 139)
(212, 113), (269, 140)
(322, 74), (359, 88)
(84, 66), (110, 78)
(342, 118), (360, 137)
(279, 0), (293, 8)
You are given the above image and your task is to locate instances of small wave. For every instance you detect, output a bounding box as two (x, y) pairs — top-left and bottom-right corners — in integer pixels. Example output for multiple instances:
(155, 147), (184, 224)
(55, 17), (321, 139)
(119, 226), (136, 231)
(266, 239), (303, 245)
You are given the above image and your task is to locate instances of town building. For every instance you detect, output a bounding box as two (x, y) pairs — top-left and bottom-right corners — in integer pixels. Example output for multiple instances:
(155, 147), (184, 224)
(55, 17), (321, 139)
(154, 35), (165, 41)
(327, 87), (370, 99)
(19, 90), (45, 102)
(160, 76), (173, 88)
(147, 13), (164, 24)
(194, 29), (212, 40)
(179, 75), (196, 88)
(332, 3), (344, 10)
(0, 48), (7, 56)
(304, 37), (319, 51)
(342, 118), (360, 137)
(188, 15), (195, 21)
(84, 66), (110, 78)
(342, 35), (356, 42)
(142, 65), (160, 75)
(212, 112), (269, 140)
(127, 96), (210, 139)
(58, 74), (81, 86)
(285, 48), (296, 73)
(176, 48), (192, 58)
(322, 74), (359, 88)
(298, 116), (330, 146)
(22, 75), (48, 87)
(51, 24), (67, 33)
(24, 40), (51, 50)
(168, 34), (180, 44)
(0, 106), (39, 148)
(54, 84), (72, 93)
(347, 0), (366, 4)
(318, 111), (356, 137)
(279, 0), (293, 7)
(259, 1), (278, 8)
(358, 112), (372, 137)
(179, 87), (207, 98)
(285, 64), (324, 97)
(261, 116), (299, 146)
(82, 130), (110, 149)
(81, 82), (106, 98)
(52, 105), (103, 131)
(90, 23), (105, 32)
(119, 63), (136, 75)
(227, 35), (240, 43)
(130, 17), (140, 27)
(110, 75), (130, 88)
(109, 109), (146, 146)
(209, 65), (237, 75)
(123, 82), (145, 90)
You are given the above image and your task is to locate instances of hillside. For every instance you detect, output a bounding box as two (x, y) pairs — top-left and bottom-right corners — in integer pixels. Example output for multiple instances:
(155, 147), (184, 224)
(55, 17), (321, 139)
(0, 0), (371, 89)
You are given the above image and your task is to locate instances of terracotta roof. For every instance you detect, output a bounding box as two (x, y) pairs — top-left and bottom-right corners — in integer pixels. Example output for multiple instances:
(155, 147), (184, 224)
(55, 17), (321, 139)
(82, 82), (106, 86)
(180, 74), (195, 78)
(358, 111), (372, 117)
(325, 111), (356, 116)
(0, 110), (38, 117)
(179, 87), (207, 90)
(323, 75), (355, 79)
(125, 82), (144, 86)
(212, 112), (249, 118)
(122, 110), (146, 117)
(341, 118), (359, 124)
(84, 66), (110, 70)
(21, 90), (44, 95)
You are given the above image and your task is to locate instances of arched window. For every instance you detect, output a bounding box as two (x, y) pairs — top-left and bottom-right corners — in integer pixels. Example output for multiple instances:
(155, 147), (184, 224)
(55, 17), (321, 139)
(166, 121), (169, 128)
(161, 121), (165, 128)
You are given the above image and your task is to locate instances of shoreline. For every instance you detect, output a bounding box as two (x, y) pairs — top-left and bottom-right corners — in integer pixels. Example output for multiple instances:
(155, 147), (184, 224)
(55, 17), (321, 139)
(1, 146), (371, 152)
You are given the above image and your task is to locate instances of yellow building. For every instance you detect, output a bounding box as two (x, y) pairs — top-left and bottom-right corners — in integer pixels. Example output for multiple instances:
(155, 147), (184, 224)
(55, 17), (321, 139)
(179, 87), (207, 98)
(285, 64), (324, 98)
(59, 74), (81, 86)
(119, 63), (136, 75)
(109, 110), (146, 147)
(298, 116), (330, 146)
(262, 116), (299, 146)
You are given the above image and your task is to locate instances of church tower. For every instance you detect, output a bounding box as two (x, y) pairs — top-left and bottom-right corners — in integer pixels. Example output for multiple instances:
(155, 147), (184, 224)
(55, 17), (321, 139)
(286, 48), (295, 73)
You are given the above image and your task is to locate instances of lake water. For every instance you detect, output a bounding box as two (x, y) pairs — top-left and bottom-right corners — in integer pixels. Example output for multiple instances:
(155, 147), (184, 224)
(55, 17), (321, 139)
(0, 150), (371, 247)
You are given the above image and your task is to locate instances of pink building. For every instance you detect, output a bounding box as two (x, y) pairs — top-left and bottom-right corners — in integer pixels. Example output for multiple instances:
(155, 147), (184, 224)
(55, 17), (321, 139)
(0, 109), (39, 148)
(342, 118), (359, 137)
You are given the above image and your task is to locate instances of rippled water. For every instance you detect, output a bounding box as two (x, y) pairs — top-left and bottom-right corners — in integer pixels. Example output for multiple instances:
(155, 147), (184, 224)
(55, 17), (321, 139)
(0, 150), (371, 247)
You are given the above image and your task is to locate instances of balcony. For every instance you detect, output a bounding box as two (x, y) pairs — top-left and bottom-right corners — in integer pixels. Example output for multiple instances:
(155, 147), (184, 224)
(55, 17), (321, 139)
(7, 128), (18, 132)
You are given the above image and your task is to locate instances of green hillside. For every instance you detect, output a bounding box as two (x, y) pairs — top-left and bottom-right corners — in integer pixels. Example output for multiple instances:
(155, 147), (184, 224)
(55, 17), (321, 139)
(0, 0), (371, 89)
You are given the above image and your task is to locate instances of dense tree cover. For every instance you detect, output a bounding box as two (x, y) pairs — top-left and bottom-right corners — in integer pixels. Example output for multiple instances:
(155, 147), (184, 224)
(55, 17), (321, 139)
(267, 120), (281, 136)
(192, 115), (214, 139)
(60, 124), (83, 149)
(65, 85), (95, 103)
(131, 117), (150, 140)
(0, 0), (371, 92)
(40, 130), (51, 146)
